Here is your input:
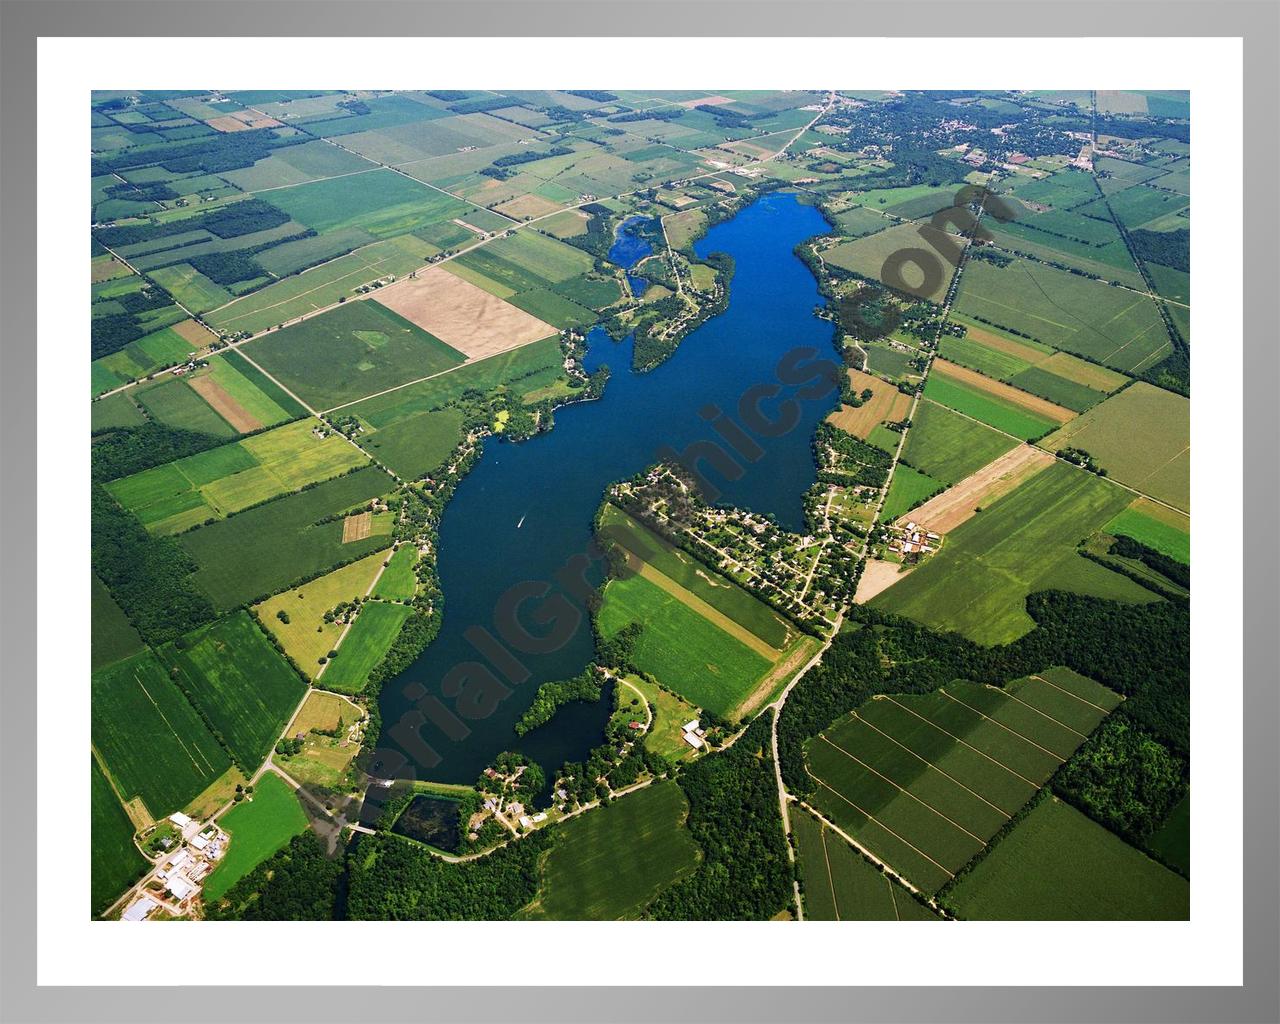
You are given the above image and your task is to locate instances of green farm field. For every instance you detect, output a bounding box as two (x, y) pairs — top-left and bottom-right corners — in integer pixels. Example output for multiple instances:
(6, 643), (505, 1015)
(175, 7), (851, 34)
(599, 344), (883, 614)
(519, 781), (701, 920)
(203, 351), (307, 426)
(872, 461), (1155, 644)
(597, 572), (773, 718)
(947, 796), (1188, 919)
(823, 223), (951, 303)
(954, 258), (1170, 373)
(599, 503), (792, 649)
(1105, 501), (1190, 564)
(241, 300), (465, 411)
(256, 549), (391, 674)
(901, 401), (1018, 486)
(881, 464), (942, 522)
(372, 545), (418, 601)
(91, 649), (231, 818)
(355, 407), (464, 480)
(132, 376), (239, 439)
(1005, 366), (1108, 413)
(91, 573), (144, 671)
(922, 375), (1058, 441)
(320, 600), (412, 693)
(265, 168), (472, 238)
(106, 418), (371, 533)
(1042, 383), (1190, 513)
(345, 336), (566, 426)
(91, 758), (148, 916)
(938, 333), (1118, 416)
(92, 323), (200, 393)
(205, 234), (438, 336)
(148, 263), (234, 314)
(806, 672), (1119, 893)
(178, 465), (395, 611)
(204, 772), (310, 902)
(159, 611), (307, 771)
(793, 809), (937, 921)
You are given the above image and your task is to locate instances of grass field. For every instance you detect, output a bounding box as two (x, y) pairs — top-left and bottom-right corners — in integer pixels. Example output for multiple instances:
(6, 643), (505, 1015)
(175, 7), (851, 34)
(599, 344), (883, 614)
(872, 461), (1155, 644)
(241, 301), (465, 411)
(91, 650), (231, 818)
(264, 168), (472, 238)
(1042, 383), (1189, 513)
(806, 671), (1120, 894)
(823, 223), (952, 303)
(923, 373), (1059, 441)
(200, 353), (301, 428)
(519, 781), (701, 920)
(1147, 793), (1190, 877)
(355, 406), (464, 480)
(159, 611), (307, 772)
(792, 809), (937, 921)
(106, 419), (371, 533)
(203, 772), (310, 902)
(91, 757), (148, 916)
(91, 392), (148, 430)
(319, 600), (412, 693)
(205, 234), (439, 336)
(372, 545), (418, 601)
(133, 376), (238, 439)
(954, 258), (1170, 373)
(1104, 501), (1190, 564)
(901, 401), (1018, 486)
(148, 263), (234, 314)
(91, 573), (144, 670)
(597, 572), (773, 718)
(622, 674), (701, 762)
(179, 466), (395, 611)
(345, 336), (566, 425)
(882, 464), (942, 522)
(948, 796), (1189, 919)
(599, 504), (792, 649)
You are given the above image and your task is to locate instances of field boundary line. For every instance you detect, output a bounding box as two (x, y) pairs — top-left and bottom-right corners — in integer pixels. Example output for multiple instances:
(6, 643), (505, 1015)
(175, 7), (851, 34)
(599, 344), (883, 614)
(1030, 673), (1114, 714)
(818, 825), (841, 921)
(133, 672), (214, 776)
(811, 779), (955, 880)
(885, 872), (902, 921)
(878, 696), (1042, 790)
(852, 713), (1018, 818)
(816, 735), (988, 845)
(940, 687), (1066, 762)
(985, 683), (1090, 740)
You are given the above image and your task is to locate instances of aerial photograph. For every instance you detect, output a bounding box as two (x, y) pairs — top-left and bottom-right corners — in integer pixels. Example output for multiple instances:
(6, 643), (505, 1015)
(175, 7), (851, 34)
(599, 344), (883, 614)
(88, 87), (1191, 924)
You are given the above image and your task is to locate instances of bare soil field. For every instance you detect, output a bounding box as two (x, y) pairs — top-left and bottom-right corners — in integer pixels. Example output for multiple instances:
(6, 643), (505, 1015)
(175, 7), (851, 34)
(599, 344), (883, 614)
(173, 319), (219, 348)
(854, 558), (912, 603)
(827, 369), (913, 437)
(188, 374), (263, 432)
(901, 444), (1055, 533)
(208, 111), (283, 132)
(92, 257), (132, 283)
(370, 267), (556, 360)
(680, 95), (735, 107)
(452, 218), (488, 236)
(933, 359), (1075, 424)
(342, 511), (372, 543)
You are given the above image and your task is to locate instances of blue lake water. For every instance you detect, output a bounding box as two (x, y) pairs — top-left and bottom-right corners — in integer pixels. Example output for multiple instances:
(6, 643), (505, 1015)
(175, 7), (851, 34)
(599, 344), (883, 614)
(609, 215), (654, 296)
(371, 192), (838, 798)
